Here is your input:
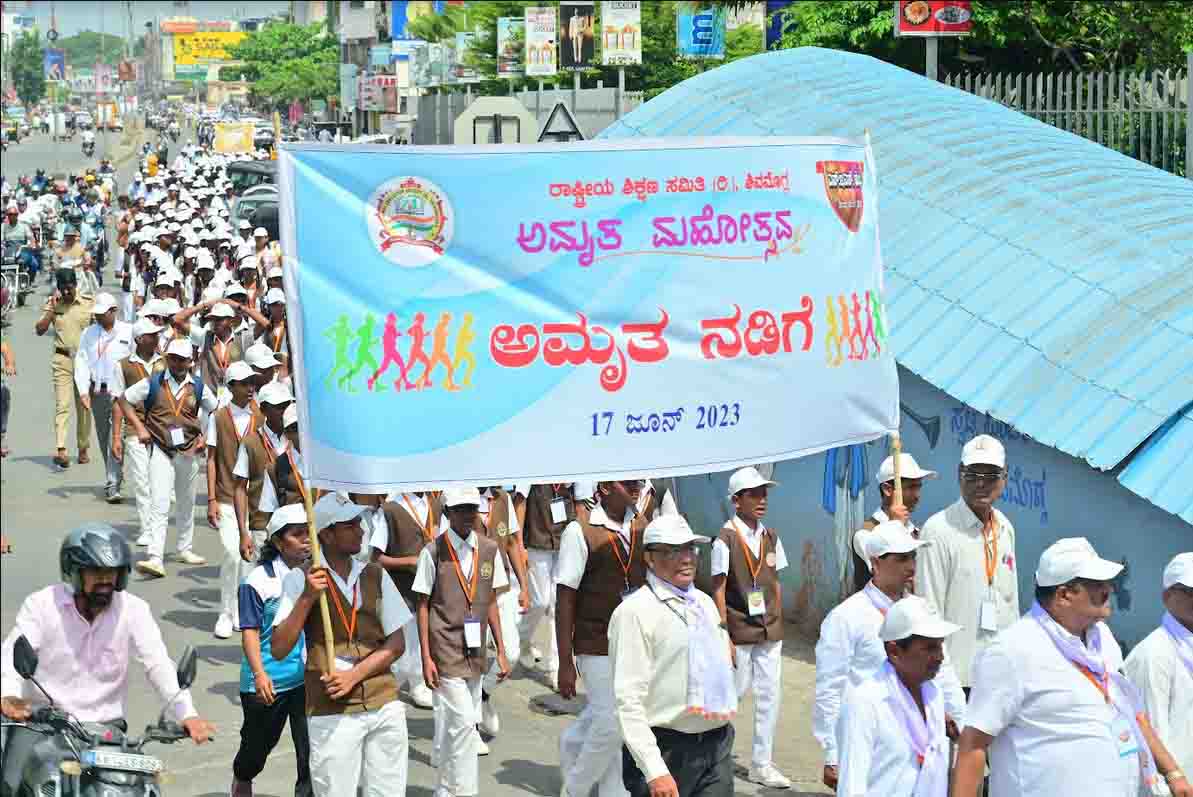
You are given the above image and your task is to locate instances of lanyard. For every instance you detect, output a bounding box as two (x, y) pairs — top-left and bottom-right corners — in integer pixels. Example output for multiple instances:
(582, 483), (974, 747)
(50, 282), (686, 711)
(287, 449), (308, 503)
(163, 380), (189, 418)
(225, 405), (256, 442)
(325, 572), (359, 644)
(982, 521), (999, 587)
(1074, 663), (1110, 703)
(271, 323), (286, 352)
(403, 495), (434, 542)
(258, 427), (281, 466)
(211, 337), (231, 370)
(647, 582), (689, 626)
(96, 329), (116, 363)
(608, 526), (635, 590)
(445, 535), (479, 609)
(734, 520), (767, 588)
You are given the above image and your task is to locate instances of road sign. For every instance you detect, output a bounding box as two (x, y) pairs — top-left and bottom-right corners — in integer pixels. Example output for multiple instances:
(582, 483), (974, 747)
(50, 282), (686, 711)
(537, 101), (585, 142)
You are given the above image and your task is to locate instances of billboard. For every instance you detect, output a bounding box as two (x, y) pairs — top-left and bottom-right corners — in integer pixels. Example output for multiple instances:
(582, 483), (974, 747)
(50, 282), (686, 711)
(174, 31), (248, 65)
(525, 7), (558, 77)
(766, 0), (793, 50)
(214, 122), (254, 153)
(496, 18), (525, 78)
(894, 0), (973, 36)
(676, 3), (726, 59)
(453, 31), (479, 83)
(600, 1), (641, 66)
(559, 2), (595, 71)
(44, 48), (66, 80)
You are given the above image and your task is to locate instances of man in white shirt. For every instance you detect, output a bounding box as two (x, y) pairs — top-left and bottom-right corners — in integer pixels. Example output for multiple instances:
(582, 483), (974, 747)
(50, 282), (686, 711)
(853, 453), (936, 591)
(836, 596), (960, 797)
(915, 435), (1018, 689)
(74, 292), (134, 502)
(110, 318), (164, 547)
(954, 538), (1191, 797)
(1125, 553), (1193, 796)
(610, 514), (736, 797)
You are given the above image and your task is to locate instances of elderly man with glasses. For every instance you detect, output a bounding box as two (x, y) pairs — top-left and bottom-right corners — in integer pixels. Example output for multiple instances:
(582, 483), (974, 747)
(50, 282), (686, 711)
(915, 434), (1018, 695)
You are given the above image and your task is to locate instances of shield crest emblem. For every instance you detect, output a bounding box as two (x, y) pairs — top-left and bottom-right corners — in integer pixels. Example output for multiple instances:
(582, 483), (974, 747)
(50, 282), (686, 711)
(816, 160), (864, 233)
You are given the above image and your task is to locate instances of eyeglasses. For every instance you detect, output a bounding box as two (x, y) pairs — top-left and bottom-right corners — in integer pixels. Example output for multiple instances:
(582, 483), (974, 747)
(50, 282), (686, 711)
(647, 544), (698, 560)
(961, 469), (1006, 485)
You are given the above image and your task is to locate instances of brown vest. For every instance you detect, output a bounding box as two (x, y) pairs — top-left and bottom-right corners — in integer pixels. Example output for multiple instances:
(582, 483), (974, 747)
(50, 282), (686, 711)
(572, 511), (648, 656)
(303, 562), (399, 717)
(381, 494), (443, 605)
(475, 489), (516, 592)
(142, 374), (202, 452)
(118, 356), (162, 427)
(269, 451), (310, 509)
(719, 523), (784, 644)
(522, 484), (575, 551)
(200, 331), (244, 394)
(428, 532), (499, 680)
(211, 405), (260, 505)
(240, 424), (280, 530)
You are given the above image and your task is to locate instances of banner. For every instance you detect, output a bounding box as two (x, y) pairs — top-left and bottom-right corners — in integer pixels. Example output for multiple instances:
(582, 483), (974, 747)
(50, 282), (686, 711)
(525, 6), (558, 77)
(95, 64), (113, 94)
(600, 1), (641, 66)
(559, 1), (595, 71)
(174, 31), (247, 65)
(497, 17), (526, 78)
(339, 63), (358, 111)
(452, 31), (480, 83)
(766, 0), (793, 49)
(278, 138), (897, 491)
(370, 44), (392, 67)
(214, 122), (253, 153)
(894, 0), (972, 36)
(44, 48), (65, 80)
(676, 2), (726, 59)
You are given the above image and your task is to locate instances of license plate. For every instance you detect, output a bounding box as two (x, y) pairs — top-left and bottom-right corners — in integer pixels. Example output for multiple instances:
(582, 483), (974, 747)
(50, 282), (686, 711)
(81, 749), (163, 774)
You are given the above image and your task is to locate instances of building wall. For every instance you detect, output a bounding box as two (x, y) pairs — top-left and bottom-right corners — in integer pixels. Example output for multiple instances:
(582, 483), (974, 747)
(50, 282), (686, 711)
(671, 365), (1191, 649)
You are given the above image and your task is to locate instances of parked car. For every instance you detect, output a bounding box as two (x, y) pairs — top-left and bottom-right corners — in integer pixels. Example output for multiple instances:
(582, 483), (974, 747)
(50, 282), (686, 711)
(226, 160), (276, 195)
(231, 185), (278, 229)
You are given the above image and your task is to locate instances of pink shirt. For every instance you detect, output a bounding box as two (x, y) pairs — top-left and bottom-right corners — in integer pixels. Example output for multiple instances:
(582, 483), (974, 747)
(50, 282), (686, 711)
(1, 585), (196, 723)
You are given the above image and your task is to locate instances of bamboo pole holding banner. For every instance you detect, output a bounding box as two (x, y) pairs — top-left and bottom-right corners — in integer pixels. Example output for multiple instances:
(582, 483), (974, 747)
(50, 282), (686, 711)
(302, 483), (336, 671)
(890, 432), (903, 507)
(272, 111), (282, 160)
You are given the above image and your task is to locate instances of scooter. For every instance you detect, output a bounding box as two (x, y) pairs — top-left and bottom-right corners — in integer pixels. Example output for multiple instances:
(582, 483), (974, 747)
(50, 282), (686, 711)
(1, 635), (201, 797)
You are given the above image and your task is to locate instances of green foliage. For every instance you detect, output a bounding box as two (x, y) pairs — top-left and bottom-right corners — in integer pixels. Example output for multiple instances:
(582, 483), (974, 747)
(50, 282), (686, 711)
(56, 31), (127, 68)
(224, 21), (339, 103)
(10, 31), (46, 107)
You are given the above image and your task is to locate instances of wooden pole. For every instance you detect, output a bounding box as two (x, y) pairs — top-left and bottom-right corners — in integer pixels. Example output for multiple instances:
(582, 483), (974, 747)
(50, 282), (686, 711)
(302, 487), (336, 671)
(271, 110), (281, 160)
(890, 432), (904, 507)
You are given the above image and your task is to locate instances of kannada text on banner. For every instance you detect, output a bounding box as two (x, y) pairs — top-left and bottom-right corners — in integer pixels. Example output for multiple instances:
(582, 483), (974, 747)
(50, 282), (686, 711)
(280, 138), (898, 491)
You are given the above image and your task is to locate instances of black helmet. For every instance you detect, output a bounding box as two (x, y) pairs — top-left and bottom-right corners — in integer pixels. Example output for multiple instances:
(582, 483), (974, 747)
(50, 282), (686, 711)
(60, 523), (132, 592)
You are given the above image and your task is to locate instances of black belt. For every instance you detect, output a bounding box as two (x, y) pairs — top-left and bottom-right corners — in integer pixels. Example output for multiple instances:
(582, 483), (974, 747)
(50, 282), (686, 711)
(651, 724), (730, 745)
(54, 347), (72, 357)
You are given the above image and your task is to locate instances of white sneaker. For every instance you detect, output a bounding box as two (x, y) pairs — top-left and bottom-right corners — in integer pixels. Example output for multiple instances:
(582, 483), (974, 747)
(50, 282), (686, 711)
(748, 763), (792, 789)
(476, 732), (490, 756)
(409, 682), (434, 709)
(518, 651), (539, 671)
(174, 550), (206, 566)
(136, 558), (166, 578)
(479, 700), (500, 737)
(134, 535), (150, 547)
(214, 613), (234, 639)
(547, 668), (559, 692)
(530, 645), (543, 662)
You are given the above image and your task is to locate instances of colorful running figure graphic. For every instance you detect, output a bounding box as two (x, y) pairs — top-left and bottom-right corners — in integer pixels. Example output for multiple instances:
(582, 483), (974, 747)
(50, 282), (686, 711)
(452, 312), (476, 389)
(417, 312), (460, 391)
(344, 313), (381, 392)
(368, 312), (413, 392)
(324, 315), (355, 389)
(405, 312), (433, 390)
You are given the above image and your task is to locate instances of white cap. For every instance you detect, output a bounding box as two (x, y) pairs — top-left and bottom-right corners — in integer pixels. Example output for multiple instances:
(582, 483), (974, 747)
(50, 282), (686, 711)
(133, 318), (163, 337)
(878, 595), (962, 642)
(1162, 552), (1193, 589)
(225, 361), (255, 383)
(267, 265), (284, 279)
(876, 453), (937, 484)
(253, 227), (268, 237)
(315, 492), (366, 530)
(442, 487), (482, 508)
(92, 292), (118, 314)
(962, 434), (1006, 468)
(184, 246), (198, 258)
(238, 254), (258, 270)
(643, 514), (709, 547)
(264, 288), (285, 305)
(1035, 537), (1124, 587)
(862, 521), (930, 563)
(267, 503), (308, 536)
(154, 272), (176, 288)
(207, 302), (236, 319)
(728, 466), (777, 497)
(245, 343), (281, 369)
(165, 339), (193, 359)
(201, 285), (224, 303)
(238, 219), (251, 230)
(156, 297), (182, 315)
(258, 381), (294, 406)
(224, 282), (248, 298)
(283, 403), (298, 428)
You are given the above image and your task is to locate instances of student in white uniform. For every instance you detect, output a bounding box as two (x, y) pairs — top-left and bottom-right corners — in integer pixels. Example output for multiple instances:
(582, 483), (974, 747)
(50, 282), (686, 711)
(73, 292), (134, 503)
(955, 538), (1191, 797)
(1125, 553), (1193, 796)
(110, 318), (164, 547)
(852, 453), (936, 591)
(835, 596), (960, 797)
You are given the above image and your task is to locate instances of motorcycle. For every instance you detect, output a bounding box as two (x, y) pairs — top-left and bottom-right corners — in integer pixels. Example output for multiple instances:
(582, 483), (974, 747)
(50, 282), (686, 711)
(0, 240), (36, 308)
(82, 140), (95, 157)
(1, 635), (201, 797)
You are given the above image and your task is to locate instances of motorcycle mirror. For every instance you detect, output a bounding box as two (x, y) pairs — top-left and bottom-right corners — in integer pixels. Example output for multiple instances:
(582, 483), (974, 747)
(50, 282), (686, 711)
(13, 635), (38, 679)
(175, 646), (197, 689)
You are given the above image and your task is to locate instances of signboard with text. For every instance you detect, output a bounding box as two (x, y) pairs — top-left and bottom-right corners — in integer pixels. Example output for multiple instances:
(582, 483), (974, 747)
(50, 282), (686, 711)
(525, 6), (558, 77)
(894, 0), (972, 36)
(600, 1), (641, 66)
(174, 31), (248, 65)
(676, 2), (727, 59)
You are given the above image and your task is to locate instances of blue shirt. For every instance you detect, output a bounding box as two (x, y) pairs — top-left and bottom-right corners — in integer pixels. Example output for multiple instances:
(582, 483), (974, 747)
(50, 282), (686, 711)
(238, 559), (305, 694)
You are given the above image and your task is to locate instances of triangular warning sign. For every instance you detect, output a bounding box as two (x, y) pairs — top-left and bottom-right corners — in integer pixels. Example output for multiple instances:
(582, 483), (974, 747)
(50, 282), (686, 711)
(538, 101), (586, 142)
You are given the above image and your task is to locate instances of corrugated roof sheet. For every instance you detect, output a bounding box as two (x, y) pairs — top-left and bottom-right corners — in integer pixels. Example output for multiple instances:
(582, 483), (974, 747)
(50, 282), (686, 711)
(600, 47), (1193, 524)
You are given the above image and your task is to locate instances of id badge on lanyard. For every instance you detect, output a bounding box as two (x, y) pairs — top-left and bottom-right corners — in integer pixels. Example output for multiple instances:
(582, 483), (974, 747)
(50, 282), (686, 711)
(169, 426), (186, 447)
(1110, 712), (1140, 758)
(747, 585), (766, 617)
(464, 615), (483, 651)
(549, 497), (568, 525)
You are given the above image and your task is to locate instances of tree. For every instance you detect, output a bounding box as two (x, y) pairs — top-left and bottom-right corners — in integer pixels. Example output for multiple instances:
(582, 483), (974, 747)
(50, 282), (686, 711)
(10, 31), (46, 107)
(57, 31), (127, 68)
(221, 21), (339, 104)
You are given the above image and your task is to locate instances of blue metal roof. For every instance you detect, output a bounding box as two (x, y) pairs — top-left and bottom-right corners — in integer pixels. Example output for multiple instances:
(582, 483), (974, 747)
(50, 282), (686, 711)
(600, 46), (1193, 524)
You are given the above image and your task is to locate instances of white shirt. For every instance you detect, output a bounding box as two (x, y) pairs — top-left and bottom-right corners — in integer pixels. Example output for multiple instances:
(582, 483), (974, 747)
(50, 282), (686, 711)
(870, 508), (919, 536)
(836, 676), (944, 797)
(710, 515), (789, 577)
(411, 529), (509, 596)
(1125, 624), (1193, 795)
(73, 321), (134, 397)
(555, 503), (634, 590)
(206, 400), (255, 450)
(255, 437), (297, 512)
(272, 548), (411, 637)
(814, 583), (965, 766)
(369, 493), (449, 552)
(123, 370), (219, 431)
(915, 499), (1018, 685)
(966, 614), (1137, 797)
(109, 351), (161, 397)
(609, 571), (731, 782)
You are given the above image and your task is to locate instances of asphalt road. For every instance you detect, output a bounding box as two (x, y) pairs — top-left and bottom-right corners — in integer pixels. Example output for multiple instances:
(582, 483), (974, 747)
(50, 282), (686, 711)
(1, 128), (830, 796)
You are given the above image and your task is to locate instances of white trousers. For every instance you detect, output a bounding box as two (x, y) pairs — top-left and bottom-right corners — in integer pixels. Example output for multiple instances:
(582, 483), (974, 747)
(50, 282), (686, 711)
(519, 550), (558, 670)
(392, 605), (424, 689)
(483, 576), (522, 694)
(560, 655), (627, 797)
(307, 700), (408, 797)
(123, 435), (152, 540)
(432, 675), (483, 797)
(146, 446), (198, 561)
(217, 503), (264, 624)
(734, 639), (783, 768)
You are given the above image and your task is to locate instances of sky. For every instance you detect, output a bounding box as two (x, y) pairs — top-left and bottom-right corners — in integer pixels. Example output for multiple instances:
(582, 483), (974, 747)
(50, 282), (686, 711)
(9, 0), (292, 39)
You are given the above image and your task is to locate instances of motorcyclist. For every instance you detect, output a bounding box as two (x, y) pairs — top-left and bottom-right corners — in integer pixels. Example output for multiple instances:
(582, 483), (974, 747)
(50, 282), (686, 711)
(2, 203), (40, 279)
(0, 524), (216, 793)
(81, 128), (96, 154)
(31, 169), (47, 193)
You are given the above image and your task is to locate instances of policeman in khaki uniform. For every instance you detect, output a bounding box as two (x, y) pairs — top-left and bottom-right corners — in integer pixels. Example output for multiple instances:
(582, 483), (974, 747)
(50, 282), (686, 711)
(34, 267), (95, 469)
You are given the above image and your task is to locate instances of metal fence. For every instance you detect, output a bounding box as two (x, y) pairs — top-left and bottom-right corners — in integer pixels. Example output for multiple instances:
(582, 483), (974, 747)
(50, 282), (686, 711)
(944, 62), (1191, 178)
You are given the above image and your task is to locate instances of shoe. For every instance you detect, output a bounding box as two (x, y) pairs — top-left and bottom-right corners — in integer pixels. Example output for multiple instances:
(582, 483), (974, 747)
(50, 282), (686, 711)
(214, 613), (234, 639)
(174, 551), (206, 565)
(480, 700), (500, 737)
(136, 558), (166, 578)
(547, 668), (559, 692)
(135, 535), (150, 547)
(747, 763), (792, 789)
(530, 645), (543, 662)
(77, 449), (90, 464)
(476, 732), (490, 756)
(106, 491), (123, 505)
(53, 452), (70, 470)
(229, 778), (253, 797)
(409, 682), (434, 709)
(518, 651), (539, 672)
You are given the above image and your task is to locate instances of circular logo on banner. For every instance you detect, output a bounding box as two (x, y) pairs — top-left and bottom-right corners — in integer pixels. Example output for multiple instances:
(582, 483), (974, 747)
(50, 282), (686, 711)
(367, 176), (453, 268)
